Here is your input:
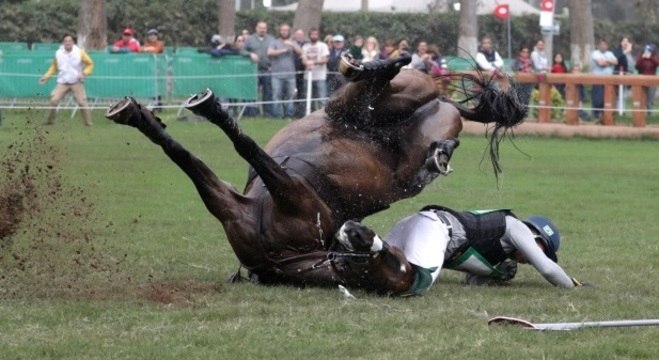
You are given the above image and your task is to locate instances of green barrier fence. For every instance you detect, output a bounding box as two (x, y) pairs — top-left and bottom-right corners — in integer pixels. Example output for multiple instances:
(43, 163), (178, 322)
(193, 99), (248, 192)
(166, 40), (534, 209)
(30, 42), (62, 52)
(0, 42), (30, 54)
(171, 54), (257, 100)
(0, 53), (53, 97)
(84, 52), (162, 98)
(0, 51), (256, 101)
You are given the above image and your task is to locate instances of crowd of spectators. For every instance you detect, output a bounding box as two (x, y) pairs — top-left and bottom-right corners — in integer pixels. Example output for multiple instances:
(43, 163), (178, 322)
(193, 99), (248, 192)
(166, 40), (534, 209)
(29, 22), (656, 123)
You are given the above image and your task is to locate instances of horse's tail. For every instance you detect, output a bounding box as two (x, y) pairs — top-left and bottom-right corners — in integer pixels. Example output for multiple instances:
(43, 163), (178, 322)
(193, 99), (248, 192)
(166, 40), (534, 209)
(444, 70), (528, 175)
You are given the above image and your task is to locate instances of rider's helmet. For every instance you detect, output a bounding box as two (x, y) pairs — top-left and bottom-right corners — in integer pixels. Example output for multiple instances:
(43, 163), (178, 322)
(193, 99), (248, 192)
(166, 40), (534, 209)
(523, 216), (560, 262)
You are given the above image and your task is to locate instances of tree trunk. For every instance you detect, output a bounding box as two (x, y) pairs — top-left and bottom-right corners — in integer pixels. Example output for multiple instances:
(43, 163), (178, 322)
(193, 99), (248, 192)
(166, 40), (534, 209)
(567, 0), (594, 71)
(457, 0), (478, 58)
(78, 0), (107, 50)
(293, 0), (324, 35)
(218, 0), (236, 41)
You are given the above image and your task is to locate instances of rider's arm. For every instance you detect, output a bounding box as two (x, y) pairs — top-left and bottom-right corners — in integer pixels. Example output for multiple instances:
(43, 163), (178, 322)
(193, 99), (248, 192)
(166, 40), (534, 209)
(505, 217), (574, 288)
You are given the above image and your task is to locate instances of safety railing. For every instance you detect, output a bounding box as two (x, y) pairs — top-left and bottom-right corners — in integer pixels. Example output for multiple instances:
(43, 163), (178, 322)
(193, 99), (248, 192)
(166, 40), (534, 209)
(0, 52), (257, 104)
(515, 72), (659, 127)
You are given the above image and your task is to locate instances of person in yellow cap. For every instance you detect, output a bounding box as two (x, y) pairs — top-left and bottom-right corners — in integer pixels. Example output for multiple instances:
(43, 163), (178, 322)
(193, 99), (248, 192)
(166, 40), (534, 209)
(39, 34), (94, 126)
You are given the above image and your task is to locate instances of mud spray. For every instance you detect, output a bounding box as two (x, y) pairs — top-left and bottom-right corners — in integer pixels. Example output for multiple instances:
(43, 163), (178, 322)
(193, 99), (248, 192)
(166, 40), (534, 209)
(0, 118), (127, 299)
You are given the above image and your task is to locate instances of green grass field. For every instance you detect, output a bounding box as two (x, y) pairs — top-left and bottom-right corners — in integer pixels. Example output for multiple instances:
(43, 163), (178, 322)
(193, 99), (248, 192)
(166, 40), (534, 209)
(1, 109), (658, 359)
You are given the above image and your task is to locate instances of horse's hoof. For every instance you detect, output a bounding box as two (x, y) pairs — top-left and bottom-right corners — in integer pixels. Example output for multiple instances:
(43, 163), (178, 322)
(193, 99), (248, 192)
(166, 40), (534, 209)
(184, 89), (219, 119)
(105, 97), (139, 125)
(425, 151), (453, 176)
(227, 271), (243, 283)
(339, 53), (364, 81)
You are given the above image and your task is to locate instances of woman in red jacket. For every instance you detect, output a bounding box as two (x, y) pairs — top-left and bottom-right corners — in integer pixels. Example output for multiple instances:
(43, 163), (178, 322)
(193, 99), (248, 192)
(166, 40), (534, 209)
(635, 44), (659, 115)
(550, 52), (569, 98)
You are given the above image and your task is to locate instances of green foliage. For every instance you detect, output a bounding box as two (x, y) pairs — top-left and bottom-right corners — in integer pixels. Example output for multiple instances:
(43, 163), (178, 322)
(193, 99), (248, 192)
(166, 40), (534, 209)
(530, 86), (566, 120)
(1, 3), (658, 56)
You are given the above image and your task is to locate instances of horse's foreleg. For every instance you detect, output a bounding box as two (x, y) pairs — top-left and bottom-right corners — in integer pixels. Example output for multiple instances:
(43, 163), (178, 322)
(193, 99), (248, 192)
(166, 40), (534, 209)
(105, 97), (246, 223)
(184, 90), (302, 208)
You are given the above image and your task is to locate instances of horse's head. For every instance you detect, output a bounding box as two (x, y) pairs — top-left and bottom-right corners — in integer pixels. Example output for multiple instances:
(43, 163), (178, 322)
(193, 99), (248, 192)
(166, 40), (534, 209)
(334, 220), (383, 254)
(334, 220), (415, 295)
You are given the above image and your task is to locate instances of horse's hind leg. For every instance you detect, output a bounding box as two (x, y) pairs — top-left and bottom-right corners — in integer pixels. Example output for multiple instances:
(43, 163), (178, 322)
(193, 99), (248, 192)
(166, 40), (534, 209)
(183, 90), (304, 207)
(105, 97), (246, 223)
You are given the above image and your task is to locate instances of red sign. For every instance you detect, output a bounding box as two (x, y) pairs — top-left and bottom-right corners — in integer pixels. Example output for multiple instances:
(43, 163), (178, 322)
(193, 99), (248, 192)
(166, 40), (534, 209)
(493, 4), (510, 20)
(540, 0), (554, 12)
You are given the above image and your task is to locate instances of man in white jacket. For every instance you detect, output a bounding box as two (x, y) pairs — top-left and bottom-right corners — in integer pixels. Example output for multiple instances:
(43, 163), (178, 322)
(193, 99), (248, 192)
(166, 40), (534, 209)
(39, 34), (94, 126)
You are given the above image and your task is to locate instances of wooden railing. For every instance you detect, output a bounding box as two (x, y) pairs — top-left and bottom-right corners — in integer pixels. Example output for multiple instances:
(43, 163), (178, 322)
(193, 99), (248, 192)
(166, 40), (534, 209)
(437, 72), (659, 127)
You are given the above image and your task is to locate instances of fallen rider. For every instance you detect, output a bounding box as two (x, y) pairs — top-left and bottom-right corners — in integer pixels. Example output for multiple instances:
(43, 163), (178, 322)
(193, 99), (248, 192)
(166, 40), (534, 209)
(336, 205), (585, 295)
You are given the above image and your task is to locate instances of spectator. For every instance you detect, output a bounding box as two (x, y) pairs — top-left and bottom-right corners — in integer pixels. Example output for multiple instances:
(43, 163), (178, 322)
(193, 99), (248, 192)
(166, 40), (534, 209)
(511, 46), (534, 106)
(635, 44), (659, 115)
(327, 34), (347, 95)
(220, 35), (258, 117)
(571, 62), (591, 121)
(38, 34), (94, 126)
(530, 39), (549, 73)
(292, 28), (309, 118)
(244, 20), (276, 117)
(427, 44), (445, 75)
(111, 28), (140, 53)
(410, 40), (437, 74)
(389, 39), (410, 59)
(233, 34), (257, 61)
(551, 52), (569, 98)
(202, 34), (239, 57)
(612, 36), (634, 74)
(348, 35), (364, 61)
(268, 23), (301, 119)
(140, 28), (164, 54)
(323, 34), (334, 50)
(590, 39), (618, 121)
(379, 38), (395, 60)
(301, 28), (330, 111)
(361, 36), (380, 62)
(475, 36), (504, 72)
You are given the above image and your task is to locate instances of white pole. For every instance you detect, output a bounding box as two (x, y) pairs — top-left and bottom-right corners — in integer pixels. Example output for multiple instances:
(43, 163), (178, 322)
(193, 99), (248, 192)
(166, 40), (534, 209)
(506, 14), (512, 61)
(488, 316), (659, 331)
(305, 71), (312, 116)
(532, 319), (659, 331)
(618, 69), (624, 115)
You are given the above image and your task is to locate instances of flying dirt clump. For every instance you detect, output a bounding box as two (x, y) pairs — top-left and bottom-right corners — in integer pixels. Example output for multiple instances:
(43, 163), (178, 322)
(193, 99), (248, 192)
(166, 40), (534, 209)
(0, 119), (127, 299)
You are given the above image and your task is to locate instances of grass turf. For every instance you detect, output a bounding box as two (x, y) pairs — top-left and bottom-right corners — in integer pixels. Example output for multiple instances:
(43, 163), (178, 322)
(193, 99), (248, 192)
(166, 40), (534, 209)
(0, 109), (658, 359)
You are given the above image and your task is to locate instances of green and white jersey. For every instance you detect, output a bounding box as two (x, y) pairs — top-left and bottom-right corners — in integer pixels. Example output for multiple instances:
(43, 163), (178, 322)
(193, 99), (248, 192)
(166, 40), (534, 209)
(384, 210), (451, 294)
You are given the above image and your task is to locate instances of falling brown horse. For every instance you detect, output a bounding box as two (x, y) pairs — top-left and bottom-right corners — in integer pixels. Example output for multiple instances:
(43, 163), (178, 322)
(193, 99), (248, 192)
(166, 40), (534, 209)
(105, 54), (525, 295)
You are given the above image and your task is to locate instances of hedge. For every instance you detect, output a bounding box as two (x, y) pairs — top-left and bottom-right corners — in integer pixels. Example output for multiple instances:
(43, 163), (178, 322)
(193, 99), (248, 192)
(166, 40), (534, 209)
(1, 0), (656, 59)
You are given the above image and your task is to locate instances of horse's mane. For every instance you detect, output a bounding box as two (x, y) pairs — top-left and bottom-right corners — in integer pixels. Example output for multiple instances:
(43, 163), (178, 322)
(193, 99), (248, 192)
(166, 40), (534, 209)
(438, 58), (528, 177)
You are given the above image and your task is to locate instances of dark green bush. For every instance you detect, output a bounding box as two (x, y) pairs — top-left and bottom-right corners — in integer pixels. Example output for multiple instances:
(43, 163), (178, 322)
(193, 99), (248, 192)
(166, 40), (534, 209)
(1, 1), (656, 57)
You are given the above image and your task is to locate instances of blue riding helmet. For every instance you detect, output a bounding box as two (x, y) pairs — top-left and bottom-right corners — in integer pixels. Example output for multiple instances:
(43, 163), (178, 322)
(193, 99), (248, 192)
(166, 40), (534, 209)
(523, 216), (560, 262)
